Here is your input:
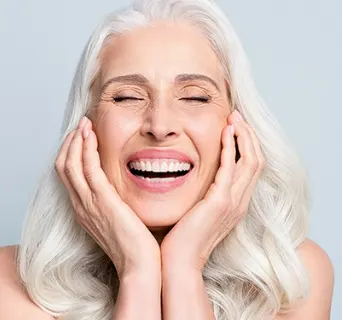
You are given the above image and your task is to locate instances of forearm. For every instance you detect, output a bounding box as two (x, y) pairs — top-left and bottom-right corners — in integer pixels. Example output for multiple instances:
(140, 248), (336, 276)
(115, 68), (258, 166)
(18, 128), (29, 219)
(162, 267), (215, 320)
(112, 272), (162, 320)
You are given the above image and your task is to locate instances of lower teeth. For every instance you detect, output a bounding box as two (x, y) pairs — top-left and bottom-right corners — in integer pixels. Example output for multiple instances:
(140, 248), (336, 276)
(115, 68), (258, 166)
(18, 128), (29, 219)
(136, 176), (177, 182)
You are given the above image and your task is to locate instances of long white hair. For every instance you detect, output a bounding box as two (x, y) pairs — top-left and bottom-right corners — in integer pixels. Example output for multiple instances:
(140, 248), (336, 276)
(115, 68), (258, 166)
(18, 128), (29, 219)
(16, 0), (311, 319)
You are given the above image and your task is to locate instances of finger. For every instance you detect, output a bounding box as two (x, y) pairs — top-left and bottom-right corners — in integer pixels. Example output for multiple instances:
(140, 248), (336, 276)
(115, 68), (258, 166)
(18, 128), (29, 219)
(55, 130), (86, 212)
(246, 125), (265, 172)
(82, 123), (118, 201)
(65, 125), (92, 201)
(230, 117), (259, 206)
(56, 117), (87, 167)
(204, 124), (236, 207)
(238, 125), (265, 212)
(55, 130), (76, 167)
(84, 116), (93, 131)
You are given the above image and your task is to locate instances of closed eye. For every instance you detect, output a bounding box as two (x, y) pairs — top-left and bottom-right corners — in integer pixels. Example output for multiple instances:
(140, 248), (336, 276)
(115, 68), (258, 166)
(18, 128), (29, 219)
(180, 97), (210, 103)
(113, 96), (209, 103)
(113, 96), (144, 102)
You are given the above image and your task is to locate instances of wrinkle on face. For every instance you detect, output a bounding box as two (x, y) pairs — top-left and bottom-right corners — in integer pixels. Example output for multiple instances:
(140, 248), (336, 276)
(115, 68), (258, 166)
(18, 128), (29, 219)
(86, 20), (233, 228)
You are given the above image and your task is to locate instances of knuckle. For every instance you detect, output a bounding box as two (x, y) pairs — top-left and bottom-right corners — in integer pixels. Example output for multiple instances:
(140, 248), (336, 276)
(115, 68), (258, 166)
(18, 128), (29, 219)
(84, 191), (95, 207)
(83, 164), (96, 183)
(212, 196), (231, 213)
(64, 161), (77, 178)
(83, 160), (94, 175)
(54, 158), (64, 173)
(83, 192), (98, 214)
(90, 191), (98, 205)
(251, 160), (259, 172)
(73, 202), (85, 217)
(246, 157), (259, 172)
(54, 161), (61, 173)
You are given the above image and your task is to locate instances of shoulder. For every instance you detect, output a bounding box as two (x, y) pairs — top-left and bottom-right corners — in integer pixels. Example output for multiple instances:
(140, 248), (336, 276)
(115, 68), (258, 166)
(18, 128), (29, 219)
(276, 238), (335, 319)
(0, 245), (55, 319)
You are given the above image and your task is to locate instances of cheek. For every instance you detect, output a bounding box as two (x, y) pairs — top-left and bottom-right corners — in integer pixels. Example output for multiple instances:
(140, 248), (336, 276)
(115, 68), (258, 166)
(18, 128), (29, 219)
(94, 107), (140, 162)
(186, 112), (226, 158)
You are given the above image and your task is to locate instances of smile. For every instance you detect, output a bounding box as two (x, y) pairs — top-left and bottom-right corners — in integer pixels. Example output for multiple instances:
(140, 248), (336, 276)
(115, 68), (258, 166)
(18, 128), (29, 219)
(126, 149), (194, 193)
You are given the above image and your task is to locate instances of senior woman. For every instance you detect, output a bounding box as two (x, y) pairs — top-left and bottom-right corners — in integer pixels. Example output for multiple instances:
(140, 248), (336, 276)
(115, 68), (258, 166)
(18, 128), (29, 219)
(0, 0), (334, 319)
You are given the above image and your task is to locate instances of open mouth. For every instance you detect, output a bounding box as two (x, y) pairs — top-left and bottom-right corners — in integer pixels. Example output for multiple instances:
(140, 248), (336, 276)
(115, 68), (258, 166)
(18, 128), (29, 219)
(128, 160), (194, 181)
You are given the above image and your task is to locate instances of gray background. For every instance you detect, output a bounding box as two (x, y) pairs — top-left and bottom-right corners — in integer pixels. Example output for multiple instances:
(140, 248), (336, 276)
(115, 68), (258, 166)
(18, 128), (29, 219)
(0, 0), (340, 318)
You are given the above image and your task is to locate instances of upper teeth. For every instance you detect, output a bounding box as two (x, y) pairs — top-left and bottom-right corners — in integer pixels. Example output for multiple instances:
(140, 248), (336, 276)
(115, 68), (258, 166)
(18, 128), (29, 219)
(129, 159), (191, 172)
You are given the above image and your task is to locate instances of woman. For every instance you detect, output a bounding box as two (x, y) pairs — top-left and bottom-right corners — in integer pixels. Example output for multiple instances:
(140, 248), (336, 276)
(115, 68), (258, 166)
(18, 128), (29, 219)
(0, 0), (334, 319)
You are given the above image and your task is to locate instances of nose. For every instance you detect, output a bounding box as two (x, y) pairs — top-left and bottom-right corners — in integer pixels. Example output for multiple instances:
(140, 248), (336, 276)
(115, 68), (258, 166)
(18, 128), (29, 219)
(140, 105), (181, 142)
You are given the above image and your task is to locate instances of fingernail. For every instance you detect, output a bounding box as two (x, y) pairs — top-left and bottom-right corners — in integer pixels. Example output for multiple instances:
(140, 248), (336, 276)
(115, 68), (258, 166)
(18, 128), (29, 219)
(78, 116), (88, 129)
(83, 128), (89, 139)
(233, 110), (242, 123)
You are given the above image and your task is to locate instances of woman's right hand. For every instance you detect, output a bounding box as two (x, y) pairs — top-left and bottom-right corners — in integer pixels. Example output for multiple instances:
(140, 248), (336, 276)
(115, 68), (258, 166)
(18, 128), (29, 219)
(55, 116), (161, 280)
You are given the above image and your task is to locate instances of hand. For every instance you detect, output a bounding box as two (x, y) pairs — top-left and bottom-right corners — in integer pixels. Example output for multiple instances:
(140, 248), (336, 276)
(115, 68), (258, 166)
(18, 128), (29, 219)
(55, 116), (161, 279)
(160, 110), (265, 273)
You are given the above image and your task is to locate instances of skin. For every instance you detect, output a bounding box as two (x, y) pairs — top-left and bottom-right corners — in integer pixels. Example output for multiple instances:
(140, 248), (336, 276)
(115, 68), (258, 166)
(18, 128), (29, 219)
(88, 21), (232, 242)
(1, 19), (328, 320)
(74, 20), (265, 319)
(0, 18), (334, 320)
(56, 22), (264, 319)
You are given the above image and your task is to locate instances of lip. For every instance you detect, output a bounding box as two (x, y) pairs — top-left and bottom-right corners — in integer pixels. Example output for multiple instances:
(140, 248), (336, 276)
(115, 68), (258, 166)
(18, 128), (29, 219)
(125, 148), (194, 193)
(127, 148), (194, 163)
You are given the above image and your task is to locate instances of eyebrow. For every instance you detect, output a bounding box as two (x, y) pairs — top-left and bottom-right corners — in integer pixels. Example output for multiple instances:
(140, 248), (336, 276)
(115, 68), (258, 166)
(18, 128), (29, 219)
(100, 73), (221, 93)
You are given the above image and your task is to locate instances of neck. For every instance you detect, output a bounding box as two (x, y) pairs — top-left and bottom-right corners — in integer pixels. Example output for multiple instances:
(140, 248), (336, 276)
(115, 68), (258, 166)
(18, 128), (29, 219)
(150, 225), (174, 246)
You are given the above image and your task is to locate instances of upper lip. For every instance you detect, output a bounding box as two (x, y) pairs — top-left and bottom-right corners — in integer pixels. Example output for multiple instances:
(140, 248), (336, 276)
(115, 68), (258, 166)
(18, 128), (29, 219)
(127, 148), (194, 164)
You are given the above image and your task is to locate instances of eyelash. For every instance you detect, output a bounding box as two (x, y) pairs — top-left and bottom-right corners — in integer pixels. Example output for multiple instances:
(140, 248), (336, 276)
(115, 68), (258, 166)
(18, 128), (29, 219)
(112, 96), (210, 103)
(180, 97), (210, 103)
(112, 96), (144, 102)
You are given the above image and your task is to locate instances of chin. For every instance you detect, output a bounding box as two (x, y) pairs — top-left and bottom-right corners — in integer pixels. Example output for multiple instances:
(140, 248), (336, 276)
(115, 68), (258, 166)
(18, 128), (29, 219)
(128, 198), (192, 228)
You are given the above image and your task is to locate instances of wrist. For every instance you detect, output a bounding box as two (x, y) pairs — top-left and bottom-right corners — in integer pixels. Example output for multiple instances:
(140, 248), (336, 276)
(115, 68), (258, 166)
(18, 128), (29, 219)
(113, 269), (162, 320)
(162, 255), (200, 276)
(162, 263), (201, 286)
(122, 272), (161, 286)
(120, 266), (162, 288)
(117, 255), (161, 280)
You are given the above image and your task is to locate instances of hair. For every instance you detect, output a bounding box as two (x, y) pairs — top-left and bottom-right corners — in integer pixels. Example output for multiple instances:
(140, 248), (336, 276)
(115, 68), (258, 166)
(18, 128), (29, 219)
(16, 0), (311, 319)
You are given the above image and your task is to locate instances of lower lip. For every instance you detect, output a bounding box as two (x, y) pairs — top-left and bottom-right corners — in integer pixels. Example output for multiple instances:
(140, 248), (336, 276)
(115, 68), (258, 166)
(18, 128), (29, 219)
(126, 166), (193, 193)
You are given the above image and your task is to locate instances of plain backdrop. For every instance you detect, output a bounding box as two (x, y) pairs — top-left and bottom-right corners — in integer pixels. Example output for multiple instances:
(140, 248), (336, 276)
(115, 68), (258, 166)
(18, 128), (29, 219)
(0, 0), (341, 318)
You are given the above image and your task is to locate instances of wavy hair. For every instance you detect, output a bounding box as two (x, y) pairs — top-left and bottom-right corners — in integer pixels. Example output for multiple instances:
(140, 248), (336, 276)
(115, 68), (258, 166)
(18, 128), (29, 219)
(16, 0), (311, 319)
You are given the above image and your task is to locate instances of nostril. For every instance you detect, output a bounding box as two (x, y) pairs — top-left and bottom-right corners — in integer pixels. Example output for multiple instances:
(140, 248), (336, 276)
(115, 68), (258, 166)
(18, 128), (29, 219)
(145, 130), (177, 140)
(166, 132), (177, 137)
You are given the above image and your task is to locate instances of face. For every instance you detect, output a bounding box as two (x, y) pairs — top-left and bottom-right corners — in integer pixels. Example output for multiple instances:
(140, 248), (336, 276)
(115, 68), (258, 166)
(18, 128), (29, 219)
(89, 21), (232, 234)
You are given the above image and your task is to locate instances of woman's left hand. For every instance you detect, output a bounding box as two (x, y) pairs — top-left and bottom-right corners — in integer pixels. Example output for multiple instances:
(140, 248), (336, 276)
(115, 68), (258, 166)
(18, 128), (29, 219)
(160, 110), (265, 273)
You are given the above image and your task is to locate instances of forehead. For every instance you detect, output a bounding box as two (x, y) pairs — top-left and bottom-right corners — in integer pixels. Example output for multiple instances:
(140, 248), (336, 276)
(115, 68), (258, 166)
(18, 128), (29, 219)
(99, 21), (224, 87)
